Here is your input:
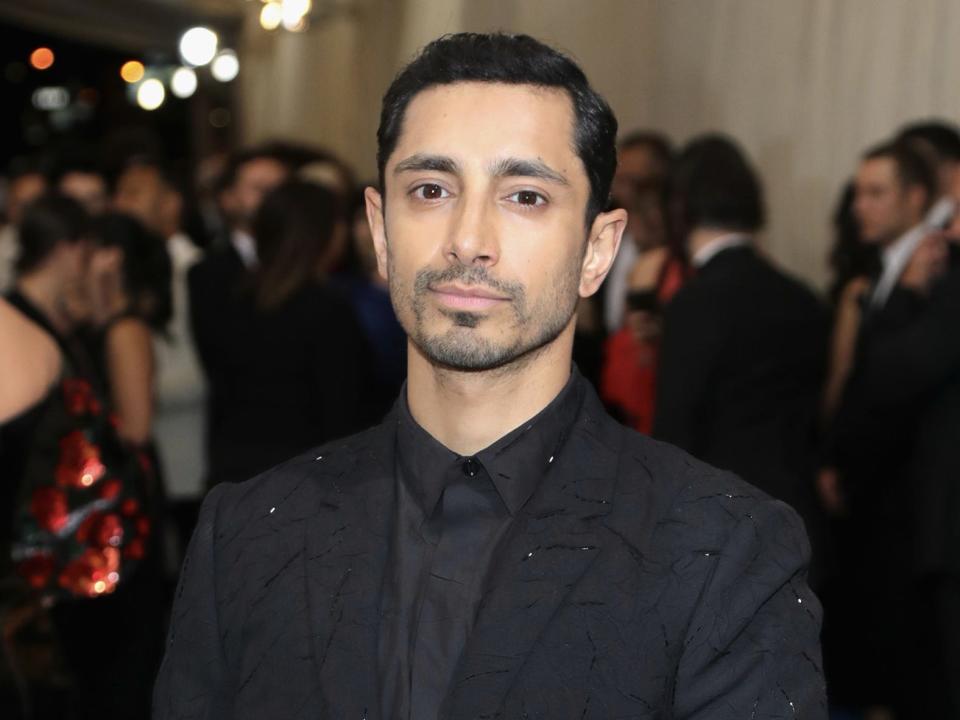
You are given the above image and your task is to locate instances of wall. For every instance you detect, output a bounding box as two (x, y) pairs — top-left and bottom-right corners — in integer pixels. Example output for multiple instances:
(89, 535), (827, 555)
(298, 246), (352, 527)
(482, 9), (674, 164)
(238, 0), (960, 287)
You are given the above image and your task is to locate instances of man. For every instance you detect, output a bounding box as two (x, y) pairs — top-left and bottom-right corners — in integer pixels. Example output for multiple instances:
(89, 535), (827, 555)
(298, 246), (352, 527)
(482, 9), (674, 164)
(826, 141), (946, 716)
(113, 157), (207, 502)
(56, 156), (109, 216)
(155, 34), (824, 719)
(654, 135), (828, 528)
(187, 145), (291, 489)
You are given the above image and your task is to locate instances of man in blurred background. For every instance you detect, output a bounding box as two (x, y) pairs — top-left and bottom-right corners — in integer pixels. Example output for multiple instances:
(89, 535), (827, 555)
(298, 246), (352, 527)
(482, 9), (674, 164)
(0, 163), (48, 293)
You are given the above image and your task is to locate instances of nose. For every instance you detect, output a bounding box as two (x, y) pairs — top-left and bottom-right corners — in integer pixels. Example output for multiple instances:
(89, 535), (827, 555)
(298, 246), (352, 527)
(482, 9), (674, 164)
(445, 192), (499, 268)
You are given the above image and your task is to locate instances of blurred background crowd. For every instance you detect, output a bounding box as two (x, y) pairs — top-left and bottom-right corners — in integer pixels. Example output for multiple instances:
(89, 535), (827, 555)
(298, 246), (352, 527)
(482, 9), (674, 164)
(1, 1), (959, 719)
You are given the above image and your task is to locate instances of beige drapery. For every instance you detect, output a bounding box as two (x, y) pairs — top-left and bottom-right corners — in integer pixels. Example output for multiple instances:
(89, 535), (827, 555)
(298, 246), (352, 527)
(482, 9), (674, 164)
(240, 0), (960, 287)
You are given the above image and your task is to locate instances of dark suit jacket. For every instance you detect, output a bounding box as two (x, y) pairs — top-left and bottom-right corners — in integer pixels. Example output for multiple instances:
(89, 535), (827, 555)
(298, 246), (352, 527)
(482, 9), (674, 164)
(188, 246), (372, 486)
(153, 382), (825, 719)
(654, 246), (829, 522)
(833, 247), (960, 574)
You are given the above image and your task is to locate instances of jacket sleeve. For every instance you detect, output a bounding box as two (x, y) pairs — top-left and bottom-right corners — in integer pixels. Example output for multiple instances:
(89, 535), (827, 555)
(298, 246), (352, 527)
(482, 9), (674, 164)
(672, 496), (827, 719)
(153, 484), (231, 720)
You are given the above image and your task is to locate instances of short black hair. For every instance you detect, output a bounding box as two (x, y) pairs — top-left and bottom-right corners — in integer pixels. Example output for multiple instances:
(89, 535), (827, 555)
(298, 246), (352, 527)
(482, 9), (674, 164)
(217, 142), (294, 194)
(16, 193), (91, 273)
(896, 120), (960, 162)
(376, 32), (618, 223)
(672, 134), (765, 234)
(863, 140), (937, 208)
(52, 147), (106, 185)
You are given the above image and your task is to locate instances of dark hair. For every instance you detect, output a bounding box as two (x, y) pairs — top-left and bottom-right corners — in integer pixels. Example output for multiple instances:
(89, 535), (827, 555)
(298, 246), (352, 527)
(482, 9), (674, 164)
(94, 213), (173, 332)
(672, 134), (765, 234)
(862, 140), (937, 208)
(251, 180), (341, 310)
(827, 181), (880, 306)
(115, 155), (181, 194)
(217, 142), (294, 194)
(376, 32), (618, 223)
(16, 193), (91, 273)
(896, 120), (960, 162)
(618, 131), (674, 172)
(52, 148), (106, 185)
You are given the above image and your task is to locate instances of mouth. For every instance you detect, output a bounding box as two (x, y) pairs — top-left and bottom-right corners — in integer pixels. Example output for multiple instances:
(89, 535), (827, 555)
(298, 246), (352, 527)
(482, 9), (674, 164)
(429, 283), (511, 311)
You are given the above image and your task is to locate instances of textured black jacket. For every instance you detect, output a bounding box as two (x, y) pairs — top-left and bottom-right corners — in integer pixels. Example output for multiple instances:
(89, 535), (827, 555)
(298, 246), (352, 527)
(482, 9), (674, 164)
(153, 380), (826, 719)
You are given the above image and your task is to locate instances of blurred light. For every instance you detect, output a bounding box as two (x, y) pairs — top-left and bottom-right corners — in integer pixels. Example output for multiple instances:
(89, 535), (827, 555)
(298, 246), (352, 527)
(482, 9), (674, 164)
(30, 47), (55, 71)
(281, 0), (311, 30)
(171, 67), (198, 98)
(136, 78), (166, 110)
(287, 16), (309, 32)
(260, 2), (282, 30)
(209, 107), (231, 128)
(211, 50), (239, 82)
(179, 27), (218, 67)
(93, 580), (106, 594)
(31, 86), (69, 110)
(120, 60), (145, 83)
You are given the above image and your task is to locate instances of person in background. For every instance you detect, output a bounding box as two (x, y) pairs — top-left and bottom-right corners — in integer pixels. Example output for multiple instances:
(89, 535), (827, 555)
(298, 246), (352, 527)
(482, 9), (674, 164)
(113, 156), (206, 503)
(194, 180), (369, 487)
(0, 164), (48, 293)
(653, 135), (828, 543)
(188, 145), (292, 488)
(896, 119), (960, 214)
(55, 154), (109, 217)
(822, 140), (939, 719)
(329, 188), (407, 419)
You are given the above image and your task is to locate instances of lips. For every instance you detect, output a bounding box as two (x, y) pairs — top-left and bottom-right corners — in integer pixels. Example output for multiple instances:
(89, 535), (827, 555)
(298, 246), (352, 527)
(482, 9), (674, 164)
(430, 283), (510, 310)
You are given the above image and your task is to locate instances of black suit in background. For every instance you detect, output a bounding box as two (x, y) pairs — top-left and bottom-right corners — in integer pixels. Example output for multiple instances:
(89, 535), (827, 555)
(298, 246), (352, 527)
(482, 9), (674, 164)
(188, 247), (371, 486)
(153, 375), (826, 719)
(830, 246), (960, 718)
(653, 246), (829, 530)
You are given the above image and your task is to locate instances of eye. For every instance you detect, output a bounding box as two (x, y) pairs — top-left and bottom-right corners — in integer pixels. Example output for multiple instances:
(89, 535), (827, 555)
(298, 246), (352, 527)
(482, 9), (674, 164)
(507, 190), (547, 207)
(412, 183), (450, 200)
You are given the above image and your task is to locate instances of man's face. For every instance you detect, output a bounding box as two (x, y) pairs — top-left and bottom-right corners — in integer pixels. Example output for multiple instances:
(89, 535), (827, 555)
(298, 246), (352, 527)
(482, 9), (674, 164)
(610, 144), (665, 208)
(854, 157), (924, 245)
(59, 171), (108, 216)
(113, 165), (167, 233)
(232, 157), (288, 231)
(7, 173), (47, 226)
(366, 82), (624, 372)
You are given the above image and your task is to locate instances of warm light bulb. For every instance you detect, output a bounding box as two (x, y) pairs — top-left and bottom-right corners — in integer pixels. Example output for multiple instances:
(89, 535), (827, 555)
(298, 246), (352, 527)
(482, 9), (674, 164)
(30, 47), (55, 71)
(136, 78), (166, 111)
(211, 50), (239, 82)
(120, 60), (144, 83)
(260, 2), (282, 30)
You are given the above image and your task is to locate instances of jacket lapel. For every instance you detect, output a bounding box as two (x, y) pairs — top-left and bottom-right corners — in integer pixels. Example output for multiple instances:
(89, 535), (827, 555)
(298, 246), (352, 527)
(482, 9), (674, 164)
(444, 396), (623, 718)
(304, 416), (397, 719)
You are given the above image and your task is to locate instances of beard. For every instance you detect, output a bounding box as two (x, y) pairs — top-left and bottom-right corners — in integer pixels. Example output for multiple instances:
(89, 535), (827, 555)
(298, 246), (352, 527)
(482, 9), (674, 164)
(387, 249), (581, 373)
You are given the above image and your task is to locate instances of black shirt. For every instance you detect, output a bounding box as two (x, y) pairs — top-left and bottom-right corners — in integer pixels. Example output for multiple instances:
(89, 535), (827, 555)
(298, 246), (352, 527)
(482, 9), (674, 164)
(379, 369), (585, 719)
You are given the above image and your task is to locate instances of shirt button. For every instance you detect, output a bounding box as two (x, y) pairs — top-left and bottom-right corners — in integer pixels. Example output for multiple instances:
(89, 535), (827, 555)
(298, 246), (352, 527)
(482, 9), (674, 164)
(462, 458), (480, 477)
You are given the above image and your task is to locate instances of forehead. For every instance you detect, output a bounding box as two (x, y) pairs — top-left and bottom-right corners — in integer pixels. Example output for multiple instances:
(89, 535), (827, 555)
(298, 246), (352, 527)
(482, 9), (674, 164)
(392, 82), (580, 171)
(237, 157), (287, 183)
(857, 157), (898, 186)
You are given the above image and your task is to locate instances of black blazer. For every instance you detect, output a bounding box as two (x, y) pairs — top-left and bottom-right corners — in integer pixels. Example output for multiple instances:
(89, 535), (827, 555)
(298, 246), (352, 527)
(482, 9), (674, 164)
(833, 248), (960, 574)
(188, 247), (372, 486)
(654, 246), (829, 520)
(153, 383), (825, 719)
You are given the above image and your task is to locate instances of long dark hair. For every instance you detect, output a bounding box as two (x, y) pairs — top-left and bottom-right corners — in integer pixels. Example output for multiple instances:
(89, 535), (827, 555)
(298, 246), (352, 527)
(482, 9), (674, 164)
(93, 213), (172, 332)
(251, 180), (341, 310)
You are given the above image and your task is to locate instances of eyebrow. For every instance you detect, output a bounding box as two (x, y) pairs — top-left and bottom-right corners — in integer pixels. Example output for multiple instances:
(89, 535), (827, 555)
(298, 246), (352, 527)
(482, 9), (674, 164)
(489, 157), (569, 186)
(392, 153), (569, 186)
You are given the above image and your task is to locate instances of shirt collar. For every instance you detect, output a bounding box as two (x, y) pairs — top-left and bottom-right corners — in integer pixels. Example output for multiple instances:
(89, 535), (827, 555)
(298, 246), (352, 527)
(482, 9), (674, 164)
(395, 366), (586, 517)
(231, 229), (258, 269)
(691, 232), (751, 268)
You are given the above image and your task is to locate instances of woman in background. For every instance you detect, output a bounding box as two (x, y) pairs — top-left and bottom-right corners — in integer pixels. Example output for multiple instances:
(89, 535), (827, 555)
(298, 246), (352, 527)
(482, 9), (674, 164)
(193, 179), (370, 487)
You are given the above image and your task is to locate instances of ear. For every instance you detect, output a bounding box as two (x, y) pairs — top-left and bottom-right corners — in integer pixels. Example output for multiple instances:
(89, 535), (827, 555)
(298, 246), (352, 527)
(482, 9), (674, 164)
(364, 186), (389, 281)
(579, 207), (627, 297)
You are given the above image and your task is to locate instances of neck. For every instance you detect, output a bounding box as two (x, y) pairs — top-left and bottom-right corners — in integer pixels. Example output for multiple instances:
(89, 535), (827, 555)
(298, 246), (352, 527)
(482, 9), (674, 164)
(687, 227), (746, 259)
(406, 322), (575, 456)
(16, 271), (71, 334)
